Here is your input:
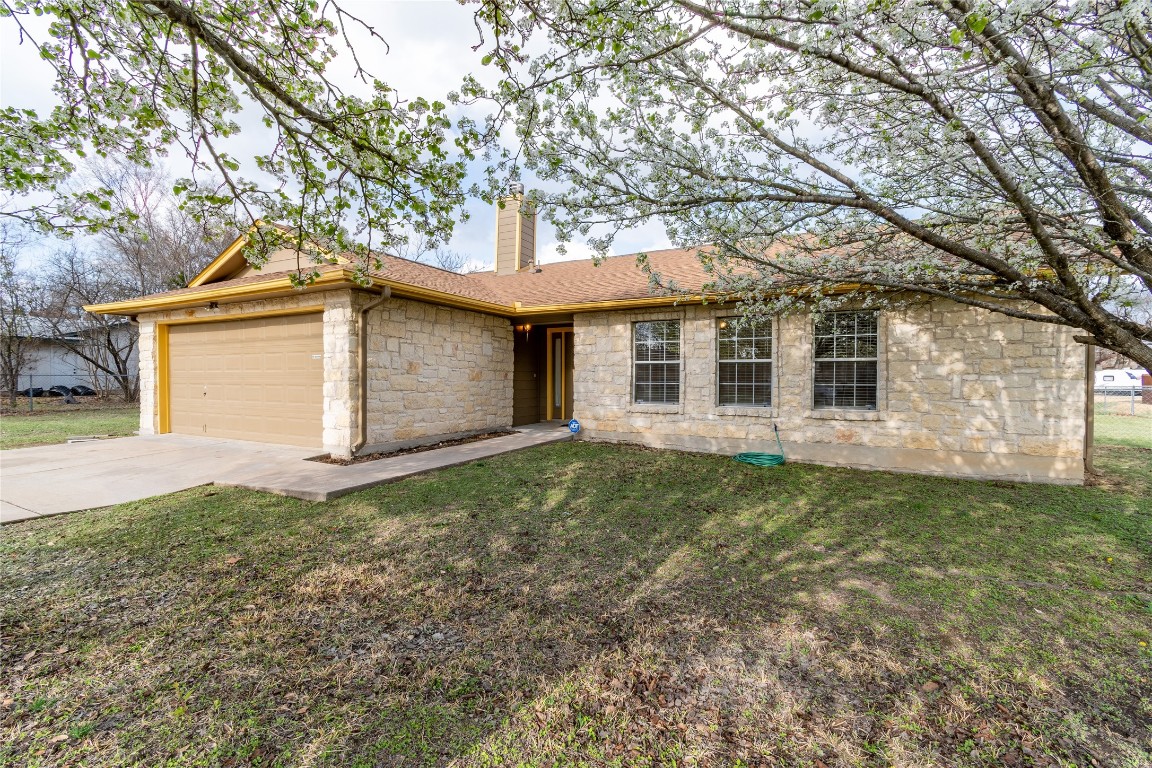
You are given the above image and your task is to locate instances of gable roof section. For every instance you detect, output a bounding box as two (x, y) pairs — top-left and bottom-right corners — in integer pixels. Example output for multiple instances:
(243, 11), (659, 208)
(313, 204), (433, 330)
(187, 231), (253, 287)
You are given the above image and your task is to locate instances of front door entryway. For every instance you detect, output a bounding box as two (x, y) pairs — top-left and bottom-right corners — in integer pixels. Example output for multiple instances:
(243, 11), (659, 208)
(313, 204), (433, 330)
(547, 327), (574, 421)
(511, 321), (576, 426)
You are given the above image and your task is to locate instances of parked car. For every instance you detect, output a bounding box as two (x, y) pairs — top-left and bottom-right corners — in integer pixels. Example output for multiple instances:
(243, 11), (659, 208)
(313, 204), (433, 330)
(16, 387), (45, 397)
(48, 385), (74, 397)
(69, 385), (96, 396)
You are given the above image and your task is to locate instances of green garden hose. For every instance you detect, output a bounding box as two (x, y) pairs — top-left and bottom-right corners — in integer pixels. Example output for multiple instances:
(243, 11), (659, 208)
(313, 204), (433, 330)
(733, 423), (786, 467)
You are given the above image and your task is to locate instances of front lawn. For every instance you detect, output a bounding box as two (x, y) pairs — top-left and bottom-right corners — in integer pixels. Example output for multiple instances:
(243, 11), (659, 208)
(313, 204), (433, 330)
(1, 442), (1149, 767)
(0, 404), (138, 450)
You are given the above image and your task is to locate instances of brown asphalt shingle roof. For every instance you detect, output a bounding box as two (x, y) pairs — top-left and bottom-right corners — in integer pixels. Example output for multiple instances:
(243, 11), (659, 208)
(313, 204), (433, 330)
(464, 247), (720, 307)
(368, 247), (726, 308)
(90, 245), (735, 315)
(370, 255), (509, 305)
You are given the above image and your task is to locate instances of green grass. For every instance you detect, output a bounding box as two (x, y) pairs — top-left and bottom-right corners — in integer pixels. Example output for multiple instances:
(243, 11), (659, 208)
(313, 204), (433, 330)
(0, 405), (138, 449)
(1095, 413), (1152, 449)
(1, 442), (1149, 767)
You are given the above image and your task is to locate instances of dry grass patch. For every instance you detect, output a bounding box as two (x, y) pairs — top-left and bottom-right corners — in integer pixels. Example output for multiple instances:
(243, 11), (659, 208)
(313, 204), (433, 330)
(1, 442), (1149, 767)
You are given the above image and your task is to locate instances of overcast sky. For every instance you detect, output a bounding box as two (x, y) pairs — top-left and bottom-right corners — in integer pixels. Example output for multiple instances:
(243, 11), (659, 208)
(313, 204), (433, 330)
(0, 0), (673, 270)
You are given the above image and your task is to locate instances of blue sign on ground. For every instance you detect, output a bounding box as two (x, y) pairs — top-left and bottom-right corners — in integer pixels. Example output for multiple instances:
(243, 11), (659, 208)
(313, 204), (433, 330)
(568, 419), (581, 433)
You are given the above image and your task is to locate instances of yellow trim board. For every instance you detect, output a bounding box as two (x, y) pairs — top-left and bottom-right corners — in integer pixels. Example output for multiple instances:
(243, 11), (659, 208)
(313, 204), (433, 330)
(84, 270), (354, 315)
(515, 281), (879, 316)
(368, 275), (518, 317)
(90, 282), (749, 319)
(156, 324), (170, 434)
(155, 306), (324, 326)
(545, 328), (556, 420)
(89, 263), (879, 319)
(546, 327), (574, 420)
(518, 295), (711, 317)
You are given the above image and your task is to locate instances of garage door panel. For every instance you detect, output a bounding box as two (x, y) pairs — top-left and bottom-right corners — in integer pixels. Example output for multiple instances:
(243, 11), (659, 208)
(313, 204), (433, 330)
(167, 314), (323, 448)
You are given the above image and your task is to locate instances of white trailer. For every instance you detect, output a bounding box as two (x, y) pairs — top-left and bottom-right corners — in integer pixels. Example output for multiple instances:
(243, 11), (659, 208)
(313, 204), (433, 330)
(1094, 368), (1145, 393)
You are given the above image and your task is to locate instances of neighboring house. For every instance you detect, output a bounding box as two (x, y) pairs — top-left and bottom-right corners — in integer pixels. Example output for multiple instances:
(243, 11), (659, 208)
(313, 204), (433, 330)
(89, 194), (1088, 484)
(12, 318), (138, 393)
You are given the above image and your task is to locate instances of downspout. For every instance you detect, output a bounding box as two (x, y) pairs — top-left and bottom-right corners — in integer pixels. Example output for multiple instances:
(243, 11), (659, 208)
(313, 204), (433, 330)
(353, 287), (391, 456)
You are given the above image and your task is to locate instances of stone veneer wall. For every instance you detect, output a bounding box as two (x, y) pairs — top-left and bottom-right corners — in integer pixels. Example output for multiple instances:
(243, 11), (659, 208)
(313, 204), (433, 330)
(324, 292), (357, 455)
(361, 295), (514, 453)
(572, 299), (1087, 484)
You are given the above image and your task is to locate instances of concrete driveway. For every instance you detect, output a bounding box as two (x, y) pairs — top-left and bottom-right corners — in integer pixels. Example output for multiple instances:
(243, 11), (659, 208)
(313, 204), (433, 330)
(1, 425), (574, 523)
(0, 435), (317, 523)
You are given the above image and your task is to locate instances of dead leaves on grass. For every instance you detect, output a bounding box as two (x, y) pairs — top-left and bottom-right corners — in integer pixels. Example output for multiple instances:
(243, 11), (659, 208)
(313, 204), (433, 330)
(2, 442), (1147, 766)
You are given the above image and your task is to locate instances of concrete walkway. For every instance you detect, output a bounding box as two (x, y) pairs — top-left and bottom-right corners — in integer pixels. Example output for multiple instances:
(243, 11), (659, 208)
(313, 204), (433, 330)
(217, 423), (572, 501)
(1, 424), (572, 523)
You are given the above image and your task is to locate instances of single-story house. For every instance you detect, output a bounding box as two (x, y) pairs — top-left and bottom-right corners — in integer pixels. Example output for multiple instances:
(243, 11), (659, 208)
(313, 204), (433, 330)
(88, 194), (1089, 484)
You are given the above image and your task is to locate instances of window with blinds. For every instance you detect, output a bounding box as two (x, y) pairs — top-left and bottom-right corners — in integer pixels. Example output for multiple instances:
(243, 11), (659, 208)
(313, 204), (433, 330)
(633, 320), (681, 404)
(717, 318), (772, 406)
(813, 311), (879, 409)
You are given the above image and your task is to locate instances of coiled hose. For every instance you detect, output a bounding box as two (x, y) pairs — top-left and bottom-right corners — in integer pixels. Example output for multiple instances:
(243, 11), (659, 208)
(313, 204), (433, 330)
(733, 423), (786, 467)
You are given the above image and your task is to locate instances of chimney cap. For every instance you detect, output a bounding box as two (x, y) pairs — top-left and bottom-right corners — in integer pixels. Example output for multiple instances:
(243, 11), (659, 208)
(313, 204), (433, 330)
(508, 181), (525, 196)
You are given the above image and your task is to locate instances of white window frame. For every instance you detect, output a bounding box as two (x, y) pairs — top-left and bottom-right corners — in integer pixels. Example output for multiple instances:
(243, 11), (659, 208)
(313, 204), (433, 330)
(716, 317), (773, 407)
(812, 311), (879, 410)
(632, 320), (682, 405)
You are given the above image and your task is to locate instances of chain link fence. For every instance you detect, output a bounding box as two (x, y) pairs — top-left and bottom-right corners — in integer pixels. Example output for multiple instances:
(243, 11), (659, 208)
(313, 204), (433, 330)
(1093, 384), (1152, 450)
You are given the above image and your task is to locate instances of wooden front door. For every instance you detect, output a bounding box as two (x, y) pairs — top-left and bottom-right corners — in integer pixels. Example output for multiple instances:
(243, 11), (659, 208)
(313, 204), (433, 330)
(546, 327), (574, 421)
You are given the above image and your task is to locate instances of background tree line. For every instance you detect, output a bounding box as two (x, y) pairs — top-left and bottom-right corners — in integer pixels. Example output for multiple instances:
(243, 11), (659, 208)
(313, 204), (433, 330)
(0, 161), (232, 403)
(0, 156), (473, 404)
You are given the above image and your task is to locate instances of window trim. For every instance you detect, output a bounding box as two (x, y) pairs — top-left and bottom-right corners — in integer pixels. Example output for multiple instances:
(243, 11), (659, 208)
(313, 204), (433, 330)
(716, 316), (773, 408)
(811, 310), (880, 411)
(632, 319), (682, 406)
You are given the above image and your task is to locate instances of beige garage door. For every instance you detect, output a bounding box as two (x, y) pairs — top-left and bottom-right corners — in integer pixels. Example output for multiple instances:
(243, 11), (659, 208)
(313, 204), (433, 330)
(168, 314), (324, 447)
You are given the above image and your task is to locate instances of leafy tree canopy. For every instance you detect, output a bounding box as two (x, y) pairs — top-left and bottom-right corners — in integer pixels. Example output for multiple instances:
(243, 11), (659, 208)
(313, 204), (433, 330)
(0, 0), (486, 277)
(2, 0), (1150, 371)
(477, 0), (1152, 371)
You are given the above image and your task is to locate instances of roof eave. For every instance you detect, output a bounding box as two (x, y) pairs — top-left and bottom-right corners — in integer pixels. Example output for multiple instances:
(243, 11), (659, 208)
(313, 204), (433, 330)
(87, 270), (875, 320)
(84, 270), (358, 316)
(368, 275), (517, 316)
(512, 294), (717, 317)
(509, 283), (871, 316)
